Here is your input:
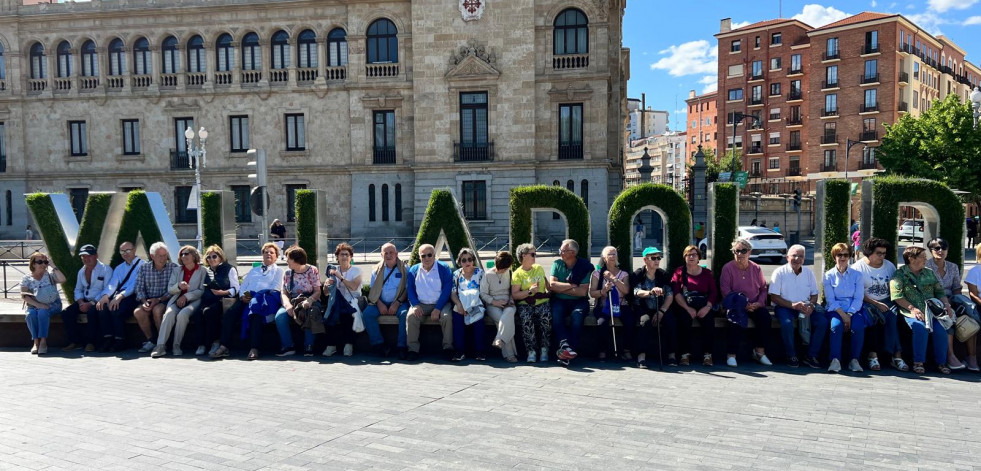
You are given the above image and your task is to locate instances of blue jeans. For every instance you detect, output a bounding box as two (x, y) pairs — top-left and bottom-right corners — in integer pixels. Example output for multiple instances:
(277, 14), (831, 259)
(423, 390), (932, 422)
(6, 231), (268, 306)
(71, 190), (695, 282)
(807, 308), (830, 359)
(274, 309), (315, 349)
(551, 297), (589, 349)
(775, 305), (826, 358)
(362, 302), (409, 347)
(26, 302), (61, 339)
(829, 311), (867, 361)
(904, 316), (948, 364)
(863, 301), (902, 355)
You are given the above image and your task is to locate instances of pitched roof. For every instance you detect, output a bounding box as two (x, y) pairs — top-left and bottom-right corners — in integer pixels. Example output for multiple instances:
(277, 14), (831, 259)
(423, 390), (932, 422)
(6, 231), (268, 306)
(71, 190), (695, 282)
(733, 18), (795, 31)
(811, 12), (897, 31)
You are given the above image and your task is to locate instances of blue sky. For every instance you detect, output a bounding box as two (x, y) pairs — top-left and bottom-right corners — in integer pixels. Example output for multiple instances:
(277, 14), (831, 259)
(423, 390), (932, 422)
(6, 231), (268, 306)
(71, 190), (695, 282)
(624, 0), (981, 132)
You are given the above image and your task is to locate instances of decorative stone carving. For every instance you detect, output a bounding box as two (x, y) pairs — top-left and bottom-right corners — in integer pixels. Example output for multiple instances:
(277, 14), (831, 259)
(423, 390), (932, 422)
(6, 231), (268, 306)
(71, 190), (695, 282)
(547, 83), (593, 102)
(164, 97), (202, 111)
(450, 38), (495, 66)
(446, 39), (499, 81)
(459, 0), (484, 22)
(362, 94), (404, 109)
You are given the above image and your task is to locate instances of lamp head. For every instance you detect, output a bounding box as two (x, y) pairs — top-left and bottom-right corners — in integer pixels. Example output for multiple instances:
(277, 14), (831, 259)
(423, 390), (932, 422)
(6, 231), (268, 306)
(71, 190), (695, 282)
(971, 87), (981, 107)
(198, 127), (208, 140)
(184, 126), (194, 140)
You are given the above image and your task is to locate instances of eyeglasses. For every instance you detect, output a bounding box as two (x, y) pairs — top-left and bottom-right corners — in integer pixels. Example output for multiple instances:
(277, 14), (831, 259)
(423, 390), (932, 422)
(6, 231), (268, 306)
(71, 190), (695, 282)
(180, 252), (191, 257)
(36, 260), (49, 265)
(685, 253), (699, 258)
(460, 258), (474, 263)
(836, 253), (851, 258)
(931, 247), (947, 252)
(337, 252), (352, 257)
(733, 249), (750, 255)
(420, 253), (434, 259)
(206, 254), (220, 260)
(119, 248), (133, 254)
(526, 253), (537, 258)
(560, 249), (575, 254)
(646, 256), (662, 261)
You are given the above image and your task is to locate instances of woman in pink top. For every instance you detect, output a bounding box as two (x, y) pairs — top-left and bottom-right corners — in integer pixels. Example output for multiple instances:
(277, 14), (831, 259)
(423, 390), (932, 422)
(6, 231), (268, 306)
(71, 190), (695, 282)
(720, 239), (772, 368)
(671, 245), (719, 366)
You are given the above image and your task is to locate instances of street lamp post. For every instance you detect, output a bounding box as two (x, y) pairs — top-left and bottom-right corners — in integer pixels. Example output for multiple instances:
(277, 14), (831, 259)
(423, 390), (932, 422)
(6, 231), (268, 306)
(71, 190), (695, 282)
(971, 86), (981, 128)
(184, 126), (208, 251)
(729, 112), (762, 177)
(750, 191), (762, 222)
(844, 138), (866, 182)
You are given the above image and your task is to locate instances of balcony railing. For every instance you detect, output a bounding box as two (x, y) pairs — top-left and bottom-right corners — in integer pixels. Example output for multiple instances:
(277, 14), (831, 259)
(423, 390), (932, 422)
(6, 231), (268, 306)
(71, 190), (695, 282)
(749, 73), (764, 81)
(786, 117), (802, 126)
(373, 146), (396, 164)
(900, 43), (913, 54)
(822, 108), (838, 117)
(558, 143), (584, 160)
(786, 143), (801, 151)
(860, 131), (878, 141)
(453, 142), (494, 162)
(861, 159), (878, 170)
(899, 71), (909, 83)
(215, 71), (232, 86)
(787, 91), (802, 101)
(107, 76), (124, 89)
(823, 51), (840, 60)
(325, 66), (347, 81)
(898, 102), (909, 112)
(821, 134), (837, 144)
(861, 74), (879, 84)
(862, 44), (880, 54)
(270, 69), (288, 83)
(821, 80), (838, 89)
(860, 103), (878, 113)
(821, 163), (837, 172)
(132, 75), (152, 88)
(787, 167), (801, 176)
(54, 77), (71, 92)
(80, 77), (99, 90)
(749, 98), (763, 106)
(241, 70), (262, 84)
(367, 63), (400, 77)
(186, 72), (206, 87)
(552, 53), (589, 70)
(169, 150), (196, 170)
(750, 170), (762, 177)
(160, 73), (178, 88)
(748, 146), (763, 155)
(788, 66), (803, 75)
(297, 68), (318, 82)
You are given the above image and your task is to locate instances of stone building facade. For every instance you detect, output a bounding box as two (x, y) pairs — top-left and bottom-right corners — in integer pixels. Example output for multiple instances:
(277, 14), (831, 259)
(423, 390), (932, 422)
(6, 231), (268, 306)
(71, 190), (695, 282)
(0, 0), (628, 245)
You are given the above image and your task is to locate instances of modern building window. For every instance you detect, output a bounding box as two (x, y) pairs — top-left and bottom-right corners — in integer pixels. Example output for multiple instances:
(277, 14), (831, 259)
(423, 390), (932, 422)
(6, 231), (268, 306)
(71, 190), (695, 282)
(373, 110), (396, 163)
(366, 19), (398, 64)
(187, 35), (205, 73)
(825, 94), (837, 113)
(461, 180), (487, 220)
(460, 92), (488, 150)
(229, 115), (249, 152)
(751, 60), (762, 78)
(122, 119), (140, 155)
(863, 118), (877, 140)
(394, 183), (403, 221)
(327, 28), (348, 66)
(216, 34), (234, 71)
(823, 122), (836, 142)
(174, 117), (194, 153)
(790, 54), (802, 73)
(109, 38), (125, 75)
(864, 59), (878, 81)
(57, 41), (72, 78)
(368, 184), (376, 222)
(727, 88), (743, 100)
(913, 90), (919, 108)
(731, 39), (741, 52)
(81, 40), (97, 77)
(381, 184), (390, 222)
(285, 114), (305, 151)
(69, 121), (87, 156)
(824, 149), (836, 168)
(162, 36), (179, 74)
(789, 130), (801, 147)
(769, 157), (780, 169)
(769, 83), (781, 96)
(297, 30), (317, 68)
(864, 89), (877, 110)
(68, 188), (88, 222)
(286, 184), (306, 222)
(770, 57), (781, 70)
(913, 61), (919, 80)
(750, 85), (762, 102)
(769, 132), (780, 145)
(133, 37), (150, 75)
(174, 186), (196, 224)
(231, 185), (252, 223)
(771, 32), (782, 45)
(242, 32), (261, 70)
(769, 107), (781, 120)
(30, 42), (46, 79)
(754, 36), (760, 49)
(865, 30), (878, 52)
(0, 122), (5, 172)
(271, 30), (290, 69)
(825, 65), (838, 87)
(553, 8), (588, 55)
(826, 37), (839, 58)
(558, 103), (583, 159)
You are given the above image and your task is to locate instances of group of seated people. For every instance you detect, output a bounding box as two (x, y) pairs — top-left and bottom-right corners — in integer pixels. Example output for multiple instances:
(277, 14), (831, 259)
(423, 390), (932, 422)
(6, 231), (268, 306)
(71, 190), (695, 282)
(19, 236), (981, 374)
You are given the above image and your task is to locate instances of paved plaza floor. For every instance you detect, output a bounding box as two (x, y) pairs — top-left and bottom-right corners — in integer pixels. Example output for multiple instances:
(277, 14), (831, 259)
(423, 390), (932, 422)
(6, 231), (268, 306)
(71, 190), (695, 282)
(1, 350), (979, 470)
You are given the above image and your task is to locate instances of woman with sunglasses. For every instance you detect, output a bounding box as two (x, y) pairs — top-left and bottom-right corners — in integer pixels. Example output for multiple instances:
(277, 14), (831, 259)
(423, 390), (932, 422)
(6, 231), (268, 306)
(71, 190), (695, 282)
(590, 246), (633, 361)
(925, 237), (978, 370)
(890, 245), (952, 374)
(719, 239), (772, 368)
(196, 245), (239, 357)
(630, 247), (674, 368)
(671, 245), (719, 367)
(448, 248), (485, 361)
(852, 237), (906, 371)
(156, 245), (206, 357)
(21, 252), (66, 355)
(511, 243), (552, 363)
(822, 243), (868, 373)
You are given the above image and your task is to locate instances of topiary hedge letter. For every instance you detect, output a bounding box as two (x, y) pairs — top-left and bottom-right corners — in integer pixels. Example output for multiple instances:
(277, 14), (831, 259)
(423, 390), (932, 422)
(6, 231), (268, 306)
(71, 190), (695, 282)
(817, 179), (851, 270)
(410, 189), (477, 267)
(708, 183), (738, 275)
(510, 185), (590, 261)
(608, 183), (691, 270)
(110, 191), (182, 266)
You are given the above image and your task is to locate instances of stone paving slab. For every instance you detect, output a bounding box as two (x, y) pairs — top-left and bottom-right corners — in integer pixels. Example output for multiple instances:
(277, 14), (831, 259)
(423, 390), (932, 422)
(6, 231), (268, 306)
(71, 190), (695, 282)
(1, 350), (980, 470)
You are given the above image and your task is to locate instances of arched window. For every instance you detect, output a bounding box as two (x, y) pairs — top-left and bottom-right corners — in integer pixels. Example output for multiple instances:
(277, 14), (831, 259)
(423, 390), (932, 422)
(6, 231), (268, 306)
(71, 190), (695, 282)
(580, 179), (588, 203)
(566, 180), (574, 192)
(327, 28), (348, 66)
(368, 184), (376, 222)
(553, 8), (588, 55)
(216, 34), (233, 71)
(366, 19), (397, 64)
(0, 42), (5, 80)
(108, 38), (125, 76)
(271, 30), (289, 69)
(186, 35), (205, 73)
(381, 184), (390, 222)
(394, 183), (402, 221)
(297, 29), (316, 68)
(133, 37), (150, 75)
(57, 41), (72, 77)
(162, 36), (179, 74)
(242, 33), (260, 70)
(30, 42), (46, 79)
(81, 40), (97, 77)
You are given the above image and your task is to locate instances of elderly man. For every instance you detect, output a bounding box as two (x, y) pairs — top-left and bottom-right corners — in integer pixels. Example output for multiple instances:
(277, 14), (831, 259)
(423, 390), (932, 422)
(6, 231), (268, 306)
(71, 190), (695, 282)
(405, 244), (454, 361)
(769, 244), (827, 368)
(362, 243), (410, 359)
(95, 241), (145, 352)
(131, 242), (177, 356)
(550, 239), (594, 366)
(60, 244), (112, 352)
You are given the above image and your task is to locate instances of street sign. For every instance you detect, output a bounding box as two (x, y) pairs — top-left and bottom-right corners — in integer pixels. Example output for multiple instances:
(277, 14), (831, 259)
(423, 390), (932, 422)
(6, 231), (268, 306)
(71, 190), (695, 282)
(735, 171), (749, 189)
(719, 171), (732, 182)
(850, 182), (859, 195)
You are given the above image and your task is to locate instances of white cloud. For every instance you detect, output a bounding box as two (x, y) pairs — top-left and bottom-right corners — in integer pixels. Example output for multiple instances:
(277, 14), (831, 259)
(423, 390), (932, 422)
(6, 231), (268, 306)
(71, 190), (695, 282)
(792, 4), (850, 27)
(731, 20), (751, 29)
(871, 0), (877, 6)
(964, 15), (981, 25)
(699, 75), (718, 94)
(928, 0), (978, 13)
(649, 40), (718, 77)
(906, 12), (945, 34)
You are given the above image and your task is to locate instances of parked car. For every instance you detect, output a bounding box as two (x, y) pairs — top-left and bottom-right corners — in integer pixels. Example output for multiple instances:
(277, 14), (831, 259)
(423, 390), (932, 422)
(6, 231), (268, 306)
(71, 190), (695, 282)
(698, 226), (789, 264)
(898, 220), (924, 241)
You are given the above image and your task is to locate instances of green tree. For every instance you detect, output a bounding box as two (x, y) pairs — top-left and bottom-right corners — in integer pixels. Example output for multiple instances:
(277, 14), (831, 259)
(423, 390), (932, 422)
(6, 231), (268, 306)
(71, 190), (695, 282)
(879, 94), (981, 208)
(688, 146), (742, 183)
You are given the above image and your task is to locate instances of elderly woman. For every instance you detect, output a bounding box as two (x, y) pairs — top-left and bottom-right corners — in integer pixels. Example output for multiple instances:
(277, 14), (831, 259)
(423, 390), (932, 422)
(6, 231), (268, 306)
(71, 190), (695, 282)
(590, 246), (633, 361)
(925, 237), (978, 371)
(963, 243), (981, 371)
(890, 245), (952, 374)
(719, 239), (772, 368)
(322, 242), (362, 357)
(511, 243), (552, 363)
(155, 245), (206, 357)
(213, 242), (284, 360)
(21, 252), (66, 355)
(274, 246), (323, 357)
(630, 247), (674, 368)
(671, 245), (719, 366)
(852, 237), (906, 371)
(449, 248), (486, 362)
(481, 251), (518, 363)
(196, 245), (239, 356)
(823, 243), (868, 373)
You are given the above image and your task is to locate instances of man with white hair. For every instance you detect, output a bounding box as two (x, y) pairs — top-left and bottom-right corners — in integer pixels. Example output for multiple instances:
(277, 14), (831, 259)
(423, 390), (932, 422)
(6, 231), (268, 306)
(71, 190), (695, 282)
(405, 244), (454, 361)
(769, 244), (826, 368)
(132, 242), (177, 355)
(550, 238), (594, 366)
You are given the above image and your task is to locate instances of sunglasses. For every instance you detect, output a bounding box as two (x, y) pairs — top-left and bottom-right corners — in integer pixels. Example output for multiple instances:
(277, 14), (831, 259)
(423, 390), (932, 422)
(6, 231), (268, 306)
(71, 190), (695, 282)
(526, 253), (537, 258)
(180, 252), (191, 257)
(420, 253), (434, 259)
(836, 253), (851, 258)
(36, 260), (49, 265)
(931, 246), (947, 252)
(646, 256), (662, 261)
(733, 249), (749, 255)
(206, 254), (220, 260)
(460, 258), (474, 263)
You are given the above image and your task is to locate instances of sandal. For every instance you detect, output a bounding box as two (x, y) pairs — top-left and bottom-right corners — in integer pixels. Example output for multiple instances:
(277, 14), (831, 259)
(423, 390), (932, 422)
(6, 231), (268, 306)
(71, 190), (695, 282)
(867, 356), (881, 371)
(210, 345), (230, 359)
(679, 353), (690, 366)
(891, 357), (910, 372)
(505, 355), (518, 363)
(702, 353), (714, 367)
(937, 363), (951, 375)
(912, 362), (925, 374)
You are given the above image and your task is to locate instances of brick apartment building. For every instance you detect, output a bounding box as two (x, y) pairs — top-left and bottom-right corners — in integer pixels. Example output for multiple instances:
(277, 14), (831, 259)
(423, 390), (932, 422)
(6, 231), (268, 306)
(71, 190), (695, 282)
(712, 12), (981, 196)
(684, 89), (718, 160)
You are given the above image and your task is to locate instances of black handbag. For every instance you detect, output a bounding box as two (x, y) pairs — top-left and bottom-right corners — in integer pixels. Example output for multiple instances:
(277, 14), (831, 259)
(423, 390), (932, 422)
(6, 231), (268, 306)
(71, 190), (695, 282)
(681, 267), (709, 310)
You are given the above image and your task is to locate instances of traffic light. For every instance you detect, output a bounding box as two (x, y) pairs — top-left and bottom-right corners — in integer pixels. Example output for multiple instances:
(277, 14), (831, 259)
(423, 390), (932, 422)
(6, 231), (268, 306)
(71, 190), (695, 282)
(793, 189), (802, 210)
(247, 149), (268, 216)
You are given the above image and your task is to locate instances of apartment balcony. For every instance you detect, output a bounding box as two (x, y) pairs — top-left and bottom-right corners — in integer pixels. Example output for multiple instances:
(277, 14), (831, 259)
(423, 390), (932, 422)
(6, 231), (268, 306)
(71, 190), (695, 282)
(296, 68), (318, 83)
(269, 69), (288, 83)
(861, 74), (880, 84)
(823, 51), (840, 61)
(940, 65), (952, 76)
(215, 71), (232, 86)
(861, 158), (878, 170)
(241, 70), (262, 84)
(169, 150), (196, 170)
(899, 43), (913, 54)
(821, 80), (839, 89)
(160, 73), (178, 89)
(552, 53), (589, 70)
(787, 91), (802, 101)
(453, 142), (494, 162)
(821, 108), (838, 117)
(747, 121), (763, 130)
(366, 63), (400, 78)
(749, 98), (764, 106)
(860, 103), (878, 113)
(820, 134), (837, 144)
(750, 170), (762, 178)
(785, 117), (802, 126)
(749, 73), (764, 81)
(788, 66), (803, 75)
(860, 131), (878, 142)
(786, 143), (802, 151)
(787, 167), (801, 176)
(79, 77), (100, 91)
(862, 44), (880, 54)
(899, 71), (909, 83)
(821, 163), (837, 172)
(748, 146), (763, 155)
(898, 102), (909, 112)
(324, 66), (347, 81)
(558, 143), (584, 160)
(372, 146), (397, 164)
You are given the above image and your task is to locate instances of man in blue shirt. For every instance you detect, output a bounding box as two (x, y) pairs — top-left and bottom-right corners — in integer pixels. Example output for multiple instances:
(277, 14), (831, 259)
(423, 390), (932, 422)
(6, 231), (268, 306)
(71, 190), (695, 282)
(550, 239), (593, 366)
(362, 243), (410, 359)
(61, 244), (113, 352)
(95, 241), (144, 352)
(405, 244), (453, 361)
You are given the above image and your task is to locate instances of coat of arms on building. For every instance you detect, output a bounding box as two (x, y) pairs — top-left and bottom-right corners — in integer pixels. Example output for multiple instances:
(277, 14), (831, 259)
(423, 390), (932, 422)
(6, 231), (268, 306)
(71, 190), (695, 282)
(459, 0), (484, 21)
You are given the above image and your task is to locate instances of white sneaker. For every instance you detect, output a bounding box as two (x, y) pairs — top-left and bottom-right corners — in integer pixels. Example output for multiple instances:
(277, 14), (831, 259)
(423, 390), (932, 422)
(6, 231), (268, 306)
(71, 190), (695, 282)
(828, 358), (841, 373)
(752, 351), (773, 366)
(848, 359), (864, 372)
(726, 356), (738, 367)
(195, 345), (206, 356)
(172, 346), (183, 357)
(150, 345), (166, 358)
(540, 347), (548, 362)
(138, 341), (156, 353)
(322, 346), (337, 357)
(208, 342), (220, 356)
(343, 344), (354, 357)
(526, 351), (537, 363)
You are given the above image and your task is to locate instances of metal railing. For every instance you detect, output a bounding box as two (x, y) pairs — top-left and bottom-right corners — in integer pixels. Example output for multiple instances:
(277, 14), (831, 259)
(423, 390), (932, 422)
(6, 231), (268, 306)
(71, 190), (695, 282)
(861, 74), (879, 84)
(373, 146), (396, 164)
(453, 142), (494, 162)
(558, 143), (583, 160)
(170, 150), (196, 170)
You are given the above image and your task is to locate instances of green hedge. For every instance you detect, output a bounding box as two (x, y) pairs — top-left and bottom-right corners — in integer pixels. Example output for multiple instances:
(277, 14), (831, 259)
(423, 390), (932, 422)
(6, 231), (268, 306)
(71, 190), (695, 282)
(409, 189), (474, 267)
(608, 183), (690, 270)
(823, 179), (851, 270)
(111, 191), (163, 267)
(295, 190), (318, 263)
(25, 193), (77, 303)
(711, 183), (738, 275)
(871, 176), (964, 265)
(510, 185), (590, 260)
(201, 192), (223, 249)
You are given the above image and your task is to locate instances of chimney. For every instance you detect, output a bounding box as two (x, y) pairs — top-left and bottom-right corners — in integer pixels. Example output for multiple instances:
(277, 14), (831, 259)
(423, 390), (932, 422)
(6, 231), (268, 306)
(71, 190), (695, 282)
(721, 18), (732, 33)
(688, 90), (696, 99)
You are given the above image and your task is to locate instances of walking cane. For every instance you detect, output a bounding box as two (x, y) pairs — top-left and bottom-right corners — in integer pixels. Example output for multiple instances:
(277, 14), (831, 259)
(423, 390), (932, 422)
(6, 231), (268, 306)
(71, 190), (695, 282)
(653, 295), (663, 370)
(607, 282), (618, 356)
